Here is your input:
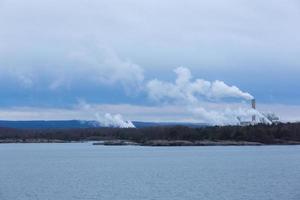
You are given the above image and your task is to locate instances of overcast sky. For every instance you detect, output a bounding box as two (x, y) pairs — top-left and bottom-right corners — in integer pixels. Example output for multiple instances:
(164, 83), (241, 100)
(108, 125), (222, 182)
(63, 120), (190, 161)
(0, 0), (300, 122)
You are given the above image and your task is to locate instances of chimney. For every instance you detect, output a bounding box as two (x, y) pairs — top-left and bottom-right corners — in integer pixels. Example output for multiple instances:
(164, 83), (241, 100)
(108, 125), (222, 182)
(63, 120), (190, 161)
(251, 99), (256, 122)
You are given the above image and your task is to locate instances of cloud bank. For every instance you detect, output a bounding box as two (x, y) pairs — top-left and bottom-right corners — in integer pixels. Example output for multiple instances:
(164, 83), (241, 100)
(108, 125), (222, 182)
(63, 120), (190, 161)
(0, 47), (144, 94)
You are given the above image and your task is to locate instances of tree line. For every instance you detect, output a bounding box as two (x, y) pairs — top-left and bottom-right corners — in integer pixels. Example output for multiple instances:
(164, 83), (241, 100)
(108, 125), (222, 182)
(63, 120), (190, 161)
(1, 123), (300, 144)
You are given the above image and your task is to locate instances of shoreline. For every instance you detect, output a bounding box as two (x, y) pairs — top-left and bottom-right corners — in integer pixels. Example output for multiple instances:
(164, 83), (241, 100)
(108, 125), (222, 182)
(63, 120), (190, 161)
(94, 139), (300, 146)
(1, 139), (300, 146)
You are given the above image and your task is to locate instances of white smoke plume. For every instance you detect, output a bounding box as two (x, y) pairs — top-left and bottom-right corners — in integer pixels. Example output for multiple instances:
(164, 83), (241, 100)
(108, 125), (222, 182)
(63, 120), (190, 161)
(190, 107), (272, 125)
(146, 67), (266, 125)
(95, 113), (135, 128)
(147, 67), (253, 104)
(76, 100), (136, 128)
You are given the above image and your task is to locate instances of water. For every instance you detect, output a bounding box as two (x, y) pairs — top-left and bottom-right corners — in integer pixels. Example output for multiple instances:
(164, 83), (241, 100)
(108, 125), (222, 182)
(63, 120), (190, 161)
(0, 143), (300, 200)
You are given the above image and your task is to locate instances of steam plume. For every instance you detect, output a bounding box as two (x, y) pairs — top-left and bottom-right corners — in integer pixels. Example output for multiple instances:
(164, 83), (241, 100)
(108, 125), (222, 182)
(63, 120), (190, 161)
(95, 113), (135, 128)
(146, 67), (260, 125)
(147, 67), (253, 103)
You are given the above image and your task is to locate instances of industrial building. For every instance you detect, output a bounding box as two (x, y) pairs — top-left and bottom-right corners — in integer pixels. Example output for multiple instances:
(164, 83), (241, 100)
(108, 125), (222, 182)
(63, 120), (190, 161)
(238, 99), (280, 126)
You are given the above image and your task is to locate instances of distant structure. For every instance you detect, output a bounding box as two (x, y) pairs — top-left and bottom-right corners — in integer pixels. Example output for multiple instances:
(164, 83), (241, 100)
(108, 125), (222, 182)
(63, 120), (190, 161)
(237, 98), (279, 126)
(238, 98), (257, 126)
(251, 99), (256, 122)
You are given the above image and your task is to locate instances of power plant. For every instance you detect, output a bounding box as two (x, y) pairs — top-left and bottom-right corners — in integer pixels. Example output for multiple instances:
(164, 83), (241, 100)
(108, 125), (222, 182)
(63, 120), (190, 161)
(238, 98), (280, 126)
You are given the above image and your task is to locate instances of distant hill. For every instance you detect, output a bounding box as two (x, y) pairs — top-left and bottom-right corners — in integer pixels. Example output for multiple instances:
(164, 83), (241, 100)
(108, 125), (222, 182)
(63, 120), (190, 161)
(0, 120), (208, 129)
(0, 120), (96, 129)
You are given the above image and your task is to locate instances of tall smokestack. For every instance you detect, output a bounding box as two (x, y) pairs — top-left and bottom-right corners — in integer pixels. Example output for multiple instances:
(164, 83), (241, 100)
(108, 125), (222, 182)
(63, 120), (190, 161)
(251, 99), (256, 122)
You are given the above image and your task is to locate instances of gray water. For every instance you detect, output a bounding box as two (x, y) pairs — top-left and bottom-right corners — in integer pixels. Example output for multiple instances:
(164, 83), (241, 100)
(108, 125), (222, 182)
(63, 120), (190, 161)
(0, 143), (300, 200)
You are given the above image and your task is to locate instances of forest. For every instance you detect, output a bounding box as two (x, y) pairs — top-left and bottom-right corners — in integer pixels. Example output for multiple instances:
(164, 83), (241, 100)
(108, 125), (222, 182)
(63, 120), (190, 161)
(1, 122), (300, 145)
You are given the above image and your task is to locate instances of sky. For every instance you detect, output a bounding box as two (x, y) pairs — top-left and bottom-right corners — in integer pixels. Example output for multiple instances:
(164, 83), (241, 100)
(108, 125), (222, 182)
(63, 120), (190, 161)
(0, 0), (300, 123)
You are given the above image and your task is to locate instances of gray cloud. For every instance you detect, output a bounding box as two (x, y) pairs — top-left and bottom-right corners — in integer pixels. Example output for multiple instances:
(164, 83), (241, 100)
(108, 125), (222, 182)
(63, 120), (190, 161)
(0, 0), (299, 121)
(0, 44), (144, 93)
(1, 0), (300, 71)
